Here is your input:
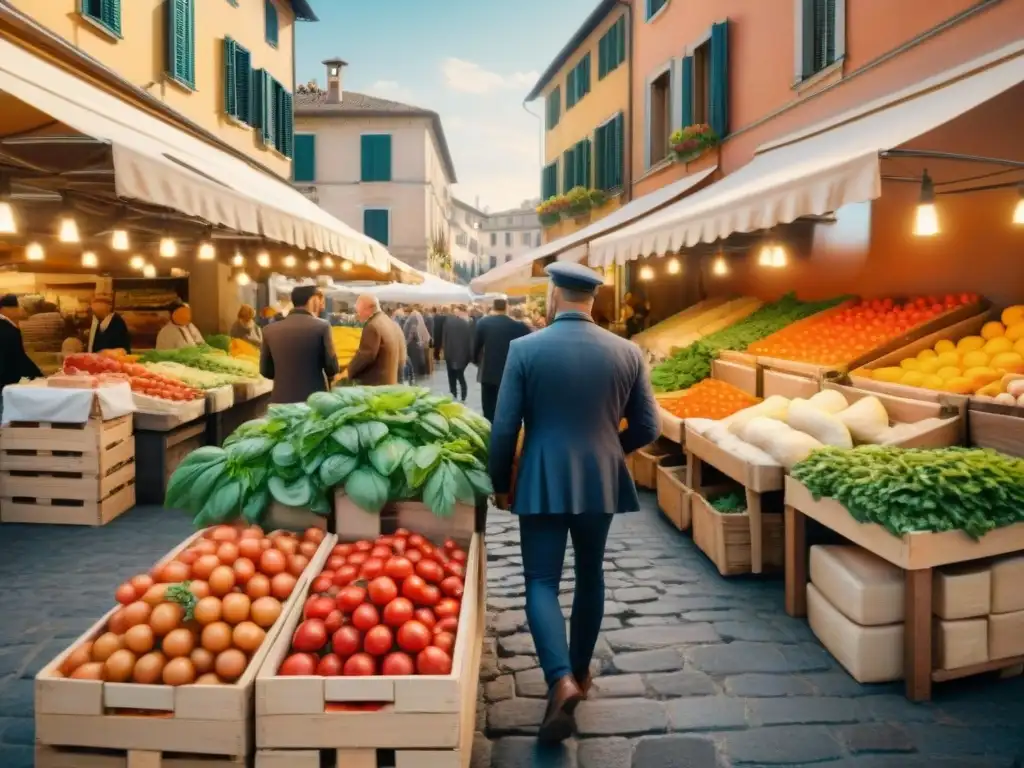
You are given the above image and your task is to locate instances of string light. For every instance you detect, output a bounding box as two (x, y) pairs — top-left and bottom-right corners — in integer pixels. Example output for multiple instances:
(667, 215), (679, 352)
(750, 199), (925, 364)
(256, 250), (271, 268)
(639, 265), (654, 281)
(142, 264), (156, 278)
(712, 253), (728, 276)
(232, 251), (246, 267)
(758, 245), (773, 267)
(666, 258), (681, 275)
(0, 175), (16, 234)
(81, 251), (98, 268)
(129, 255), (145, 270)
(341, 260), (353, 272)
(111, 229), (129, 251)
(283, 254), (297, 268)
(322, 256), (334, 269)
(307, 259), (320, 272)
(1013, 186), (1024, 226)
(913, 169), (939, 237)
(235, 272), (251, 286)
(57, 198), (80, 243)
(198, 228), (216, 260)
(25, 242), (44, 261)
(159, 237), (178, 258)
(771, 245), (787, 268)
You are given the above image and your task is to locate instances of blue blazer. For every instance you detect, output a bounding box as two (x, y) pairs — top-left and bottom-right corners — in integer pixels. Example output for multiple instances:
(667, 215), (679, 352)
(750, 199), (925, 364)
(487, 311), (660, 515)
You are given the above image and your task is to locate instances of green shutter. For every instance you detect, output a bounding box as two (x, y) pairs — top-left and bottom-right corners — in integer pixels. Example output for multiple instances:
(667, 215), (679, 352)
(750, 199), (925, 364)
(680, 55), (694, 127)
(594, 126), (606, 189)
(101, 0), (121, 35)
(709, 21), (729, 138)
(166, 0), (195, 89)
(224, 38), (238, 116)
(598, 33), (608, 79)
(810, 0), (837, 73)
(254, 69), (275, 147)
(294, 135), (315, 181)
(579, 54), (590, 100)
(566, 68), (577, 109)
(546, 87), (560, 129)
(363, 209), (389, 246)
(616, 16), (626, 67)
(563, 147), (576, 191)
(236, 46), (253, 124)
(361, 135), (392, 182)
(276, 87), (293, 157)
(646, 0), (667, 20)
(575, 139), (590, 189)
(265, 0), (279, 46)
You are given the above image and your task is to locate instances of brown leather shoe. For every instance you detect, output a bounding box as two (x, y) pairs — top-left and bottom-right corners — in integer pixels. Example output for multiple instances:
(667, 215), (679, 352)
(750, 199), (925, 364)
(574, 669), (593, 698)
(538, 674), (583, 744)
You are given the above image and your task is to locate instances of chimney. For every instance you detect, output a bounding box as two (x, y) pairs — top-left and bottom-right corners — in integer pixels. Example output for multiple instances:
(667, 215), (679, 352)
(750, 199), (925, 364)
(323, 57), (348, 104)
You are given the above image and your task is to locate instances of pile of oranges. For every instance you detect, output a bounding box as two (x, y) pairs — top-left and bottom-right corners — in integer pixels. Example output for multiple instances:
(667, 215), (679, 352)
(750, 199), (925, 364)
(748, 294), (978, 365)
(659, 379), (760, 420)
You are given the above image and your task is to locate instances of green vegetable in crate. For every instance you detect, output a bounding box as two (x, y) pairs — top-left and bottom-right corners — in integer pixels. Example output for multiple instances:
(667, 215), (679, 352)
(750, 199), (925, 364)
(650, 293), (848, 392)
(140, 346), (260, 379)
(791, 446), (1024, 540)
(204, 334), (231, 353)
(166, 385), (493, 528)
(710, 490), (746, 514)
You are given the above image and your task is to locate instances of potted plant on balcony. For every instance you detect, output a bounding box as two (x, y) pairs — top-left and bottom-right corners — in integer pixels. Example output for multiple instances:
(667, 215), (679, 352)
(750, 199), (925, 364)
(536, 195), (567, 227)
(588, 188), (608, 209)
(564, 186), (594, 219)
(670, 124), (719, 164)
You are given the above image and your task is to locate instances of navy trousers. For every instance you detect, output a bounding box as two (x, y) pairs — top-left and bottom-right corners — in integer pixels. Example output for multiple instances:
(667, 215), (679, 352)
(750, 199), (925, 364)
(518, 513), (614, 688)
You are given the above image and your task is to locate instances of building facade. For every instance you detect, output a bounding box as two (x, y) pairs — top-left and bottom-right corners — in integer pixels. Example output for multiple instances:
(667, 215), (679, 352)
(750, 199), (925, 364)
(479, 203), (543, 272)
(293, 61), (457, 271)
(4, 0), (313, 180)
(528, 0), (630, 244)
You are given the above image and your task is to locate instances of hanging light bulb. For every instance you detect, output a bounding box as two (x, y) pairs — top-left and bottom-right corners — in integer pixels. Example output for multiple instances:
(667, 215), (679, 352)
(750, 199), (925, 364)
(198, 228), (216, 260)
(159, 237), (178, 258)
(57, 197), (80, 243)
(142, 264), (156, 278)
(758, 244), (773, 267)
(913, 170), (939, 237)
(25, 242), (44, 261)
(1013, 186), (1024, 226)
(341, 260), (353, 272)
(666, 257), (681, 275)
(235, 272), (251, 286)
(81, 251), (99, 268)
(771, 245), (787, 268)
(129, 255), (145, 270)
(111, 229), (129, 251)
(282, 254), (297, 268)
(307, 258), (320, 272)
(322, 256), (335, 269)
(639, 265), (654, 281)
(232, 251), (245, 268)
(0, 175), (16, 235)
(712, 253), (728, 276)
(256, 250), (271, 268)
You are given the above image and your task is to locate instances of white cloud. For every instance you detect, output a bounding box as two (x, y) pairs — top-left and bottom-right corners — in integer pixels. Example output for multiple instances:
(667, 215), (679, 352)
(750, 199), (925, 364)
(365, 80), (415, 104)
(444, 115), (543, 210)
(441, 58), (538, 95)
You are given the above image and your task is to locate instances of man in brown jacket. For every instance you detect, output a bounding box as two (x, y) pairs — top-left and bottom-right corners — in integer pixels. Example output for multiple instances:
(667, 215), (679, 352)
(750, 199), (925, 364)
(260, 286), (339, 404)
(347, 294), (406, 385)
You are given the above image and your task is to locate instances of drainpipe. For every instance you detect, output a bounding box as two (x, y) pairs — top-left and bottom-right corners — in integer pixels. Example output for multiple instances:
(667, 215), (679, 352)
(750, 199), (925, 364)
(617, 0), (634, 204)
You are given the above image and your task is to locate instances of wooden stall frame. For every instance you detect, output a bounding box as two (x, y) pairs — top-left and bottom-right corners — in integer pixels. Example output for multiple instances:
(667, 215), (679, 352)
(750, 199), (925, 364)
(655, 463), (691, 531)
(712, 357), (760, 397)
(966, 398), (1024, 458)
(691, 489), (785, 576)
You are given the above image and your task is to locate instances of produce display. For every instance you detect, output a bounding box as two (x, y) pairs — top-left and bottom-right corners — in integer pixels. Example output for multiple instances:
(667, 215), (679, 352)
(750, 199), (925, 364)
(205, 334), (231, 353)
(709, 489), (746, 514)
(650, 294), (846, 392)
(632, 297), (763, 363)
(791, 446), (1024, 539)
(143, 361), (241, 390)
(748, 293), (979, 365)
(140, 345), (261, 379)
(230, 338), (261, 364)
(278, 528), (468, 677)
(659, 379), (760, 420)
(62, 353), (204, 402)
(855, 305), (1024, 399)
(331, 326), (362, 370)
(166, 386), (493, 527)
(56, 525), (326, 685)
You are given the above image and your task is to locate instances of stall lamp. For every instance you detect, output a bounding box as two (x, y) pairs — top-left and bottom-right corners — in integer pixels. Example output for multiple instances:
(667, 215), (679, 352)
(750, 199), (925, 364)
(111, 229), (129, 251)
(666, 258), (681, 275)
(283, 254), (297, 268)
(256, 250), (271, 268)
(198, 239), (216, 260)
(129, 255), (145, 270)
(158, 237), (178, 258)
(142, 264), (156, 278)
(757, 245), (773, 266)
(25, 242), (44, 261)
(602, 267), (614, 286)
(1013, 187), (1024, 226)
(235, 272), (252, 286)
(639, 265), (654, 281)
(0, 176), (16, 235)
(770, 245), (787, 268)
(322, 256), (335, 269)
(913, 170), (940, 237)
(81, 251), (99, 268)
(341, 260), (353, 272)
(57, 198), (80, 244)
(712, 254), (729, 276)
(232, 251), (246, 268)
(308, 259), (320, 272)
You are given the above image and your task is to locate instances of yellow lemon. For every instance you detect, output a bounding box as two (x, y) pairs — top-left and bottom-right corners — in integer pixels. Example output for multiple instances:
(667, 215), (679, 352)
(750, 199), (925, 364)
(900, 371), (926, 387)
(963, 367), (1001, 388)
(1001, 305), (1024, 327)
(961, 350), (990, 369)
(937, 366), (963, 380)
(956, 336), (985, 353)
(977, 381), (1004, 397)
(1006, 323), (1024, 342)
(921, 375), (945, 390)
(900, 358), (921, 371)
(944, 377), (974, 395)
(1016, 338), (1024, 357)
(873, 367), (904, 383)
(983, 337), (1014, 355)
(850, 367), (873, 379)
(936, 351), (961, 367)
(981, 321), (1006, 340)
(934, 339), (956, 354)
(916, 358), (941, 375)
(916, 349), (938, 361)
(990, 352), (1024, 373)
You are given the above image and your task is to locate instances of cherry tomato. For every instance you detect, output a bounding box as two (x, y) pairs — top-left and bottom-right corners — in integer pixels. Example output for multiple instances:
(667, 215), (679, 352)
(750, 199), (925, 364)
(343, 652), (376, 676)
(316, 653), (343, 676)
(444, 562), (465, 579)
(405, 548), (423, 564)
(415, 560), (444, 585)
(354, 540), (373, 553)
(304, 596), (335, 622)
(280, 653), (317, 676)
(414, 608), (437, 629)
(334, 565), (359, 586)
(434, 616), (459, 634)
(363, 625), (394, 657)
(381, 651), (415, 676)
(419, 585), (441, 607)
(408, 534), (425, 549)
(347, 552), (368, 567)
(360, 557), (384, 580)
(351, 603), (380, 632)
(311, 575), (334, 594)
(397, 621), (431, 653)
(450, 549), (467, 564)
(382, 597), (414, 628)
(332, 625), (362, 657)
(292, 619), (328, 653)
(443, 538), (458, 552)
(337, 585), (367, 613)
(435, 598), (461, 619)
(370, 545), (391, 559)
(367, 577), (398, 606)
(432, 631), (455, 655)
(384, 557), (414, 581)
(440, 576), (464, 598)
(333, 543), (353, 558)
(416, 646), (452, 675)
(327, 555), (346, 571)
(401, 575), (426, 602)
(324, 610), (344, 635)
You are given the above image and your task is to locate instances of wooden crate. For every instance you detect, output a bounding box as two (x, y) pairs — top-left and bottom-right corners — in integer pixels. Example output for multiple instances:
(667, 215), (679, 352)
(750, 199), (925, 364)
(633, 439), (681, 490)
(35, 743), (246, 768)
(712, 357), (760, 396)
(134, 417), (207, 506)
(762, 368), (821, 399)
(34, 529), (335, 763)
(691, 490), (784, 577)
(255, 502), (485, 767)
(967, 400), (1024, 458)
(821, 382), (967, 447)
(656, 463), (691, 531)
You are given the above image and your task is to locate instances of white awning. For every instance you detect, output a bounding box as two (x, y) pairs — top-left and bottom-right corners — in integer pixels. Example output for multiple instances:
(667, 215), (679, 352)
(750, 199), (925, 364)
(591, 42), (1024, 267)
(367, 273), (474, 304)
(470, 166), (716, 293)
(0, 38), (393, 271)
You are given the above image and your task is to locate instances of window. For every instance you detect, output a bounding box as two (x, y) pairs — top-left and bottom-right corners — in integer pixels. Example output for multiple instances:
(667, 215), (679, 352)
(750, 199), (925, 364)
(226, 0), (238, 5)
(253, 70), (293, 156)
(504, 232), (512, 247)
(490, 255), (498, 269)
(363, 209), (390, 246)
(535, 233), (541, 246)
(455, 233), (467, 246)
(470, 240), (479, 255)
(223, 37), (253, 124)
(490, 233), (497, 247)
(360, 135), (392, 182)
(505, 254), (513, 263)
(265, 0), (279, 47)
(166, 0), (195, 89)
(647, 69), (671, 165)
(566, 54), (591, 110)
(563, 138), (591, 191)
(521, 232), (531, 245)
(546, 87), (561, 130)
(81, 0), (122, 37)
(595, 113), (625, 191)
(681, 22), (729, 137)
(293, 134), (316, 182)
(541, 161), (558, 199)
(646, 0), (668, 21)
(275, 84), (294, 157)
(598, 16), (626, 79)
(798, 0), (842, 79)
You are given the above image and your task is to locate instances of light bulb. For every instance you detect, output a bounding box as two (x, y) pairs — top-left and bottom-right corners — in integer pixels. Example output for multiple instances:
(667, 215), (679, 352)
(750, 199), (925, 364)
(322, 256), (334, 269)
(232, 252), (245, 267)
(771, 245), (787, 268)
(0, 201), (15, 235)
(129, 255), (145, 270)
(159, 237), (177, 258)
(1014, 195), (1024, 226)
(58, 214), (80, 244)
(142, 264), (156, 278)
(712, 255), (728, 276)
(639, 265), (654, 281)
(198, 241), (216, 260)
(81, 251), (98, 268)
(111, 229), (129, 251)
(256, 251), (271, 268)
(666, 258), (681, 275)
(308, 259), (320, 272)
(283, 254), (296, 268)
(235, 272), (251, 286)
(758, 245), (773, 266)
(26, 242), (44, 261)
(913, 204), (939, 237)
(341, 260), (353, 272)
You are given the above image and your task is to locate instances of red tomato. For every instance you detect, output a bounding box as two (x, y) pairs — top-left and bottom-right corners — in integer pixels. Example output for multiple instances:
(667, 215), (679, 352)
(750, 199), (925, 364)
(311, 575), (334, 594)
(333, 543), (353, 558)
(435, 598), (461, 619)
(394, 528), (410, 538)
(401, 575), (426, 602)
(370, 545), (391, 559)
(377, 535), (394, 547)
(449, 549), (467, 564)
(415, 560), (444, 585)
(408, 534), (425, 549)
(416, 646), (452, 675)
(419, 585), (441, 607)
(354, 540), (373, 552)
(331, 625), (361, 657)
(367, 576), (398, 606)
(440, 576), (464, 598)
(360, 557), (384, 580)
(382, 597), (414, 628)
(414, 608), (437, 630)
(327, 555), (346, 571)
(292, 619), (328, 653)
(316, 653), (343, 676)
(351, 603), (380, 632)
(384, 557), (414, 581)
(381, 651), (415, 676)
(405, 549), (423, 564)
(334, 565), (359, 586)
(392, 538), (407, 555)
(434, 616), (459, 634)
(397, 621), (431, 653)
(363, 625), (394, 657)
(343, 653), (376, 676)
(444, 562), (465, 579)
(304, 596), (336, 622)
(337, 585), (367, 613)
(324, 610), (344, 635)
(347, 552), (368, 567)
(443, 538), (458, 552)
(432, 631), (455, 655)
(280, 652), (318, 676)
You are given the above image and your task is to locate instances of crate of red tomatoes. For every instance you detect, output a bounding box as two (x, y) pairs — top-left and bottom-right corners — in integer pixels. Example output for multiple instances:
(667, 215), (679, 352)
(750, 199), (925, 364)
(33, 523), (334, 768)
(254, 499), (484, 768)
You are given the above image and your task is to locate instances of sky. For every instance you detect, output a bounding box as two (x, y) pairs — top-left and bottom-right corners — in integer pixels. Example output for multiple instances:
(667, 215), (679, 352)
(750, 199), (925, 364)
(295, 0), (596, 212)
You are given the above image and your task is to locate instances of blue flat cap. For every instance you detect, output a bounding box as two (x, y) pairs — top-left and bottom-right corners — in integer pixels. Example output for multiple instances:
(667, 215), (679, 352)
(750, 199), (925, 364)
(545, 261), (603, 294)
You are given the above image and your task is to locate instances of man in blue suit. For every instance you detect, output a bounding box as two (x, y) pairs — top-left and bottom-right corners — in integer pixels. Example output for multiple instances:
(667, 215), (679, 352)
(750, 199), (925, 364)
(487, 262), (660, 744)
(472, 298), (531, 421)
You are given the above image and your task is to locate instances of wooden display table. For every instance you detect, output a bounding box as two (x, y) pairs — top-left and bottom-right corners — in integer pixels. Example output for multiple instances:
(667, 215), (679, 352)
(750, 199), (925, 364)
(784, 477), (1024, 701)
(133, 409), (208, 506)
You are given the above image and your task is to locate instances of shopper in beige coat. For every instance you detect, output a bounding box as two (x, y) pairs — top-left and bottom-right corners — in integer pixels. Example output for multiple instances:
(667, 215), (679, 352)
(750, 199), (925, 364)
(347, 294), (406, 386)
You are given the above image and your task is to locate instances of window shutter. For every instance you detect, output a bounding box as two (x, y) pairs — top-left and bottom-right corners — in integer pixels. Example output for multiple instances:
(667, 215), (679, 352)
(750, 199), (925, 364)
(257, 70), (275, 147)
(363, 209), (389, 246)
(576, 139), (590, 188)
(613, 112), (624, 189)
(594, 126), (606, 189)
(224, 38), (238, 117)
(598, 34), (607, 79)
(166, 0), (195, 88)
(680, 55), (694, 127)
(360, 135), (374, 181)
(378, 135), (392, 181)
(265, 0), (279, 46)
(563, 147), (575, 191)
(566, 68), (577, 109)
(800, 0), (817, 77)
(101, 0), (121, 35)
(709, 21), (729, 137)
(617, 16), (626, 66)
(236, 46), (253, 124)
(293, 135), (315, 182)
(279, 89), (294, 158)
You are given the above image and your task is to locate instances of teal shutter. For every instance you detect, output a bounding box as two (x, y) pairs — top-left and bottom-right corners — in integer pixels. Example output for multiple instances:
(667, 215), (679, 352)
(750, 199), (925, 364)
(563, 147), (576, 190)
(265, 0), (279, 46)
(566, 68), (577, 109)
(254, 69), (275, 147)
(594, 126), (606, 189)
(541, 162), (558, 199)
(277, 88), (293, 157)
(166, 0), (195, 89)
(576, 139), (591, 188)
(293, 135), (316, 181)
(361, 135), (392, 181)
(646, 0), (667, 20)
(363, 209), (390, 246)
(680, 55), (694, 127)
(360, 135), (373, 181)
(224, 38), (238, 117)
(579, 54), (591, 100)
(546, 87), (560, 129)
(236, 46), (252, 124)
(101, 0), (121, 35)
(616, 16), (626, 67)
(598, 33), (608, 79)
(611, 113), (624, 189)
(709, 21), (729, 137)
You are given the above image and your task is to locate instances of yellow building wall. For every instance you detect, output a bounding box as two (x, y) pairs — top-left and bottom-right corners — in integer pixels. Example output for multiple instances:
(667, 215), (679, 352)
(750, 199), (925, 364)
(540, 9), (629, 244)
(7, 0), (295, 179)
